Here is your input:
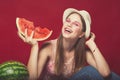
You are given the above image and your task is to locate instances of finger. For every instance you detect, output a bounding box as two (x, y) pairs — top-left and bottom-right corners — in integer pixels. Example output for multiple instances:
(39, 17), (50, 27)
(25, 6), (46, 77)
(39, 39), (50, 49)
(17, 32), (25, 41)
(91, 32), (95, 40)
(30, 31), (34, 39)
(92, 33), (95, 38)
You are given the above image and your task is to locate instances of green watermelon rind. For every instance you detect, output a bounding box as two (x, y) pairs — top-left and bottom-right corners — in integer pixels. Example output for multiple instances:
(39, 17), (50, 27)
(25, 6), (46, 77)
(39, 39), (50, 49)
(0, 61), (29, 80)
(0, 61), (26, 70)
(16, 17), (25, 36)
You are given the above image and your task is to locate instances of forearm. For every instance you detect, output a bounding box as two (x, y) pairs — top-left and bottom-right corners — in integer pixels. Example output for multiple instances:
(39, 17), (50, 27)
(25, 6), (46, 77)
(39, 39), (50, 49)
(27, 43), (39, 79)
(87, 41), (111, 77)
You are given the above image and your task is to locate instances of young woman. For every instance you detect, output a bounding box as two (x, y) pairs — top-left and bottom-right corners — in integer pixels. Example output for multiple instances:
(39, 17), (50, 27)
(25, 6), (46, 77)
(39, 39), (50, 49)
(18, 8), (120, 80)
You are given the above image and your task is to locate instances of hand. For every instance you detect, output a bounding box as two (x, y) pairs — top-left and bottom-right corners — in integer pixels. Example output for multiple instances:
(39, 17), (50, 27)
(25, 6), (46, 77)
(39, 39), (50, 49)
(86, 32), (96, 46)
(18, 29), (38, 45)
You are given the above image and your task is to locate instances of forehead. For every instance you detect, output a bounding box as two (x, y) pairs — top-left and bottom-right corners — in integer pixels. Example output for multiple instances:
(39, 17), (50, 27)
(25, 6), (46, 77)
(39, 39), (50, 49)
(67, 13), (82, 22)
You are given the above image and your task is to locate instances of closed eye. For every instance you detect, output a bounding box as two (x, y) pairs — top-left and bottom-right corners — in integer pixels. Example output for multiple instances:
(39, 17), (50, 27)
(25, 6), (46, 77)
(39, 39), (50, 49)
(66, 18), (71, 23)
(73, 22), (80, 27)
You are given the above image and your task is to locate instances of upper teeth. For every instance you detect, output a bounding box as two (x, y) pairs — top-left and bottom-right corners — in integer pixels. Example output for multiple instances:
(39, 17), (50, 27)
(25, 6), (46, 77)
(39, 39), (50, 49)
(65, 28), (71, 32)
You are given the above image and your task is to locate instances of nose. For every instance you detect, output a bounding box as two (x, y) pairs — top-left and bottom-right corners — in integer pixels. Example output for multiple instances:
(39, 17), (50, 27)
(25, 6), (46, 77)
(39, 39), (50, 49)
(67, 22), (72, 27)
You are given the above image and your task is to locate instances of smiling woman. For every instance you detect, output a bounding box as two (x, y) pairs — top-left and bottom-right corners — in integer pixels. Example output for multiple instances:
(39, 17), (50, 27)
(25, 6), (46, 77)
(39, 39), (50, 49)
(17, 8), (120, 80)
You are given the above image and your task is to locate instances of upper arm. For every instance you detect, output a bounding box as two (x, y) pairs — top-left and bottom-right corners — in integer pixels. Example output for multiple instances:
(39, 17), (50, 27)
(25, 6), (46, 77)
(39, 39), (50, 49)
(37, 42), (52, 77)
(86, 50), (97, 68)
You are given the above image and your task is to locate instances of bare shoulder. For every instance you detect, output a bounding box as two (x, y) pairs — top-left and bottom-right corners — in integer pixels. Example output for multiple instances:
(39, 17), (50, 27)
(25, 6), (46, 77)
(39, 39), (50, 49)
(39, 39), (57, 57)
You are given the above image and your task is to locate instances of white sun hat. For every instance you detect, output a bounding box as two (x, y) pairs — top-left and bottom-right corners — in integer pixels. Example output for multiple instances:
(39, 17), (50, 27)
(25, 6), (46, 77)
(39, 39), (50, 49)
(63, 8), (91, 39)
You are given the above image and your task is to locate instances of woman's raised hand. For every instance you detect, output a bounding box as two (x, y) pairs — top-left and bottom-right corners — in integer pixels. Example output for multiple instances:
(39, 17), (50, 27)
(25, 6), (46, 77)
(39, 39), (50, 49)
(18, 29), (38, 45)
(86, 32), (96, 45)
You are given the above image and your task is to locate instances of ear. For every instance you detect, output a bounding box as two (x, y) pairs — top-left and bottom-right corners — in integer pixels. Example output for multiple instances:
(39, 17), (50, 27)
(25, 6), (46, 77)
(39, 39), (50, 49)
(79, 32), (85, 38)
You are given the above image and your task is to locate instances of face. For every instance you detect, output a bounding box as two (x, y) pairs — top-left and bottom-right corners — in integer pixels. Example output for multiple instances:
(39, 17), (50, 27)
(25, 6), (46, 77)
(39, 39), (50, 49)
(62, 13), (84, 39)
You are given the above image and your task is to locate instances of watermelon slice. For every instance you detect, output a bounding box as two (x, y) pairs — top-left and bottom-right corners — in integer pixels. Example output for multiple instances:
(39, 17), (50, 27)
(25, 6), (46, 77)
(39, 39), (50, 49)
(16, 17), (53, 41)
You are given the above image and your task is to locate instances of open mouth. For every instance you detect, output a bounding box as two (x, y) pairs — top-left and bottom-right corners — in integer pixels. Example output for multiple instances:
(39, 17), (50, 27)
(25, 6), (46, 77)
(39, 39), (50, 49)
(65, 28), (72, 33)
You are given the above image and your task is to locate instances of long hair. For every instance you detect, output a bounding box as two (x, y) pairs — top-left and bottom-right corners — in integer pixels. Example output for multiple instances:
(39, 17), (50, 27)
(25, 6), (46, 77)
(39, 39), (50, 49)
(54, 12), (86, 75)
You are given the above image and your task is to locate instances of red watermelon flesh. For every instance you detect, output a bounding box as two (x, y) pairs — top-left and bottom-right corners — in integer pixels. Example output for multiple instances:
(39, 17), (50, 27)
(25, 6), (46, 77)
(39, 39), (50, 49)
(16, 17), (53, 41)
(16, 18), (34, 36)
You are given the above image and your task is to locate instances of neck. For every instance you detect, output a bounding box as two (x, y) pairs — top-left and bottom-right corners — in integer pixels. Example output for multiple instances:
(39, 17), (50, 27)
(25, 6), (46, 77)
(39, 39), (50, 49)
(63, 38), (78, 52)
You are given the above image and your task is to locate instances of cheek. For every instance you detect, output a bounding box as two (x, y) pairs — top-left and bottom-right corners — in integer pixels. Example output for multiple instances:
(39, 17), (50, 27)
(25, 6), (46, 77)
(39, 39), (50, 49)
(62, 23), (67, 27)
(73, 28), (82, 35)
(73, 25), (82, 33)
(62, 23), (67, 30)
(61, 25), (65, 33)
(73, 27), (81, 32)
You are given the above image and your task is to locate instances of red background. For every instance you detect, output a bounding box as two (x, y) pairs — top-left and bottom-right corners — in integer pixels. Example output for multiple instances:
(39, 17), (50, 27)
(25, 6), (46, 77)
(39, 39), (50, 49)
(0, 0), (120, 75)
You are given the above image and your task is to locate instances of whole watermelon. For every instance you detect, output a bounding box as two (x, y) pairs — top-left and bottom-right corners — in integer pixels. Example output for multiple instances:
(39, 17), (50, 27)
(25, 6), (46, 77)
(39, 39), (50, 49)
(0, 61), (29, 80)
